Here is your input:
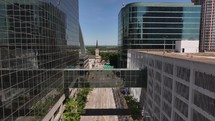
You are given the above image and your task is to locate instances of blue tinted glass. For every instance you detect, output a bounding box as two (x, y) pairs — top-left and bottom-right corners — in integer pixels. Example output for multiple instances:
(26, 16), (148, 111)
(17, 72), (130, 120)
(137, 6), (147, 11)
(183, 18), (200, 22)
(183, 7), (200, 11)
(183, 13), (200, 17)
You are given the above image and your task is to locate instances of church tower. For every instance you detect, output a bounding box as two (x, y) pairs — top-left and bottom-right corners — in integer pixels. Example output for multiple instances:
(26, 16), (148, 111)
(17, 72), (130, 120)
(95, 40), (101, 63)
(95, 40), (99, 57)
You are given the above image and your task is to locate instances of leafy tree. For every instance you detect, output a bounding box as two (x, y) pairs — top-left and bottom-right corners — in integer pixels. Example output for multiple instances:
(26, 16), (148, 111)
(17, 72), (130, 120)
(87, 48), (95, 55)
(63, 88), (92, 121)
(64, 98), (80, 121)
(100, 52), (119, 68)
(124, 95), (142, 120)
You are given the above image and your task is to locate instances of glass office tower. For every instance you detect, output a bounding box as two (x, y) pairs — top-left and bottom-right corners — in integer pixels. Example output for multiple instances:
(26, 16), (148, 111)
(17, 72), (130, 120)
(0, 0), (80, 120)
(118, 2), (201, 68)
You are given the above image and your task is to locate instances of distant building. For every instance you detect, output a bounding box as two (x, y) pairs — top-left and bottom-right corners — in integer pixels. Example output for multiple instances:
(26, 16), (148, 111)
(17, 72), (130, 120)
(192, 0), (215, 52)
(88, 41), (102, 69)
(79, 55), (89, 69)
(95, 40), (101, 63)
(128, 49), (215, 121)
(79, 25), (89, 69)
(88, 55), (96, 69)
(175, 41), (199, 53)
(95, 40), (101, 68)
(118, 2), (201, 68)
(191, 0), (201, 5)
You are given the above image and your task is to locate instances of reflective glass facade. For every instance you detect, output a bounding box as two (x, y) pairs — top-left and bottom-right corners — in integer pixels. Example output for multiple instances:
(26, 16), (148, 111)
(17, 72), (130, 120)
(0, 0), (80, 120)
(118, 2), (201, 67)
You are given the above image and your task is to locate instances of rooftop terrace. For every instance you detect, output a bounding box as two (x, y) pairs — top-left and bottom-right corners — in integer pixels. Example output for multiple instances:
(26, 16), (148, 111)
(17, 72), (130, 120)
(137, 50), (215, 65)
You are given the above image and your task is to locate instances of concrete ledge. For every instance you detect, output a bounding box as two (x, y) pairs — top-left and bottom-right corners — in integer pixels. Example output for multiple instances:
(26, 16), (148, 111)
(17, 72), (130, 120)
(42, 94), (65, 121)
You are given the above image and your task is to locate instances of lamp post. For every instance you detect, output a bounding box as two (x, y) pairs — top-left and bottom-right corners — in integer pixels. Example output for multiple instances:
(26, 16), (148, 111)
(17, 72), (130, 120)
(163, 36), (168, 53)
(163, 37), (166, 53)
(172, 40), (174, 51)
(137, 19), (142, 39)
(140, 20), (142, 39)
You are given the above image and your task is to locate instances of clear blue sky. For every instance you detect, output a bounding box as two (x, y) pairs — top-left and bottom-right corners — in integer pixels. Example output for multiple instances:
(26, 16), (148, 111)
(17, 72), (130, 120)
(79, 0), (191, 46)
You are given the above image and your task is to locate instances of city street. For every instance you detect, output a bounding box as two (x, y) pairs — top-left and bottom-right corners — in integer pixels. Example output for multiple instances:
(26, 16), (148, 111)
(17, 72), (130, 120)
(80, 88), (119, 121)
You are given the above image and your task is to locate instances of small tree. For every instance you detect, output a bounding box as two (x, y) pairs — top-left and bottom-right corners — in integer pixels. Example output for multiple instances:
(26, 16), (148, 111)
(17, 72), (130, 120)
(125, 96), (142, 120)
(63, 88), (92, 121)
(64, 98), (80, 121)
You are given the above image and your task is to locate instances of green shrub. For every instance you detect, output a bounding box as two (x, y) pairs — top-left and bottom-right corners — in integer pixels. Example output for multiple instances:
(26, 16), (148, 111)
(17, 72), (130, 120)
(63, 88), (92, 121)
(124, 95), (142, 120)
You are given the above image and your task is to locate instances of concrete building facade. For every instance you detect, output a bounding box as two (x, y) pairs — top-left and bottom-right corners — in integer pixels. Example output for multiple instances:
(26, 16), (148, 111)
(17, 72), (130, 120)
(175, 41), (199, 53)
(192, 0), (215, 51)
(128, 50), (215, 121)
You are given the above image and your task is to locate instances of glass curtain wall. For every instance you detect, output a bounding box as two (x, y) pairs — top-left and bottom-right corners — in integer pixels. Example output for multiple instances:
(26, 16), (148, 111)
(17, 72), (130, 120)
(0, 0), (80, 120)
(118, 2), (201, 68)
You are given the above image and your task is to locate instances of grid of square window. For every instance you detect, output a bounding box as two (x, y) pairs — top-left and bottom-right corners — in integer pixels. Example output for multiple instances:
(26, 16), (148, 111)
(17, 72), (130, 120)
(0, 0), (80, 120)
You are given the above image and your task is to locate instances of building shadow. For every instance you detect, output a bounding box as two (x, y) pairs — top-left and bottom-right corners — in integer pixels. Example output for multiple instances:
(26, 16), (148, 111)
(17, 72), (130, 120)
(81, 109), (130, 116)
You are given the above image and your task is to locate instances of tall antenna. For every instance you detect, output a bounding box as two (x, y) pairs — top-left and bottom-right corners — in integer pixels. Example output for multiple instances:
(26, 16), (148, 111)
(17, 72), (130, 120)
(57, 0), (62, 6)
(122, 2), (125, 7)
(122, 0), (126, 7)
(96, 40), (98, 48)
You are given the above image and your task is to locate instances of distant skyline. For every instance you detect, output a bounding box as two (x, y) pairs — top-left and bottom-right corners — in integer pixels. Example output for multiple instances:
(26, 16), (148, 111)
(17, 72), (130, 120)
(79, 0), (191, 45)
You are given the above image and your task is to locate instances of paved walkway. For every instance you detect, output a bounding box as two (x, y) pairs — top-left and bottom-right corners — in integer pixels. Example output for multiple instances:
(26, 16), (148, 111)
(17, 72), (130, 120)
(80, 88), (118, 121)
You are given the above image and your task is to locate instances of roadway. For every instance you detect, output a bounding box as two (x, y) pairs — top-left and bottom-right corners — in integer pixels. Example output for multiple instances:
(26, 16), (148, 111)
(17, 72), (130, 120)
(80, 88), (118, 121)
